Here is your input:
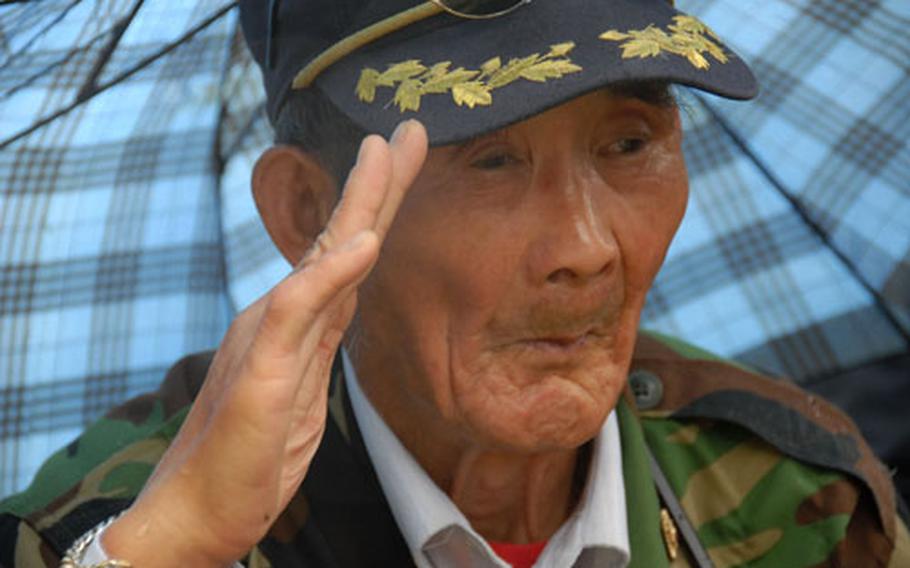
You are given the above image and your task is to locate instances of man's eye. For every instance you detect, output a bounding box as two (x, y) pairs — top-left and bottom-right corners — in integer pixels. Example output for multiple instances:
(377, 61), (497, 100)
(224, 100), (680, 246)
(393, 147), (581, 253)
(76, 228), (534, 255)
(470, 153), (517, 170)
(605, 137), (648, 155)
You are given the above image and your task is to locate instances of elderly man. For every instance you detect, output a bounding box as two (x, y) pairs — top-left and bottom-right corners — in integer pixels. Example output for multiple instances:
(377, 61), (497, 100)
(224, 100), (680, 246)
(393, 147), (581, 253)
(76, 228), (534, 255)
(2, 0), (908, 567)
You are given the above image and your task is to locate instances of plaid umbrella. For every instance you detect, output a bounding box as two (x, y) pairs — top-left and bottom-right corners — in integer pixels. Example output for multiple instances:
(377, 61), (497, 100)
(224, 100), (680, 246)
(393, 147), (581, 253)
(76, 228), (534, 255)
(645, 0), (910, 382)
(1, 0), (907, 498)
(0, 0), (240, 496)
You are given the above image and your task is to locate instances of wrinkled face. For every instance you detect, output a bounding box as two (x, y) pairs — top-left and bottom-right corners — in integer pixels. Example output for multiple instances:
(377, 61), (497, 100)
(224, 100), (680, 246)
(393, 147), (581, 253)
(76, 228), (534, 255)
(353, 90), (688, 453)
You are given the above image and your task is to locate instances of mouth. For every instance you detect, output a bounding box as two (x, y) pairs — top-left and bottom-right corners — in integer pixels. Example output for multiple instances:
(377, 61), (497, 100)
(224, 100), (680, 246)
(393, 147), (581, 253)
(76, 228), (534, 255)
(527, 333), (587, 349)
(517, 328), (604, 355)
(488, 303), (620, 358)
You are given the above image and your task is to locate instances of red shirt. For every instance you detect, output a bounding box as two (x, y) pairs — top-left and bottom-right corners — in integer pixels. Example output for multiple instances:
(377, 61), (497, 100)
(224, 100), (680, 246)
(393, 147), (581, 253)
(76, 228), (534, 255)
(488, 540), (548, 568)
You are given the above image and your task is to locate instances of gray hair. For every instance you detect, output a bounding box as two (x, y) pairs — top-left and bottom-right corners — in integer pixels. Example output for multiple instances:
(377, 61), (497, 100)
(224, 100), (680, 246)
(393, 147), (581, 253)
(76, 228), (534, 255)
(273, 88), (367, 187)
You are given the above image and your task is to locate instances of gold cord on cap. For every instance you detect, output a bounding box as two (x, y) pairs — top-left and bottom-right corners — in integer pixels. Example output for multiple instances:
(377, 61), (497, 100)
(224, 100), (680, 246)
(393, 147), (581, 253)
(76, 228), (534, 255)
(292, 1), (532, 90)
(292, 2), (444, 89)
(430, 0), (528, 20)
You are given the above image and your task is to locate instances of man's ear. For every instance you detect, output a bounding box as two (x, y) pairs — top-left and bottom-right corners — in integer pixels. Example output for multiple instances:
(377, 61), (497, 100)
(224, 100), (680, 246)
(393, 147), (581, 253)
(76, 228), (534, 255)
(252, 145), (338, 265)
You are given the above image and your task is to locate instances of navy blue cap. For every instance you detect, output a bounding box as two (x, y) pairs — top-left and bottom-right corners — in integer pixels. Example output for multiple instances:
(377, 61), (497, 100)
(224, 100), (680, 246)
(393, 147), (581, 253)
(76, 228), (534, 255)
(240, 0), (758, 146)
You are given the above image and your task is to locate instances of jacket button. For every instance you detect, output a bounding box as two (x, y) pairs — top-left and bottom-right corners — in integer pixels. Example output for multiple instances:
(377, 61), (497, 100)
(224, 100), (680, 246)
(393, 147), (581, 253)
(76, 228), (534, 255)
(629, 369), (664, 410)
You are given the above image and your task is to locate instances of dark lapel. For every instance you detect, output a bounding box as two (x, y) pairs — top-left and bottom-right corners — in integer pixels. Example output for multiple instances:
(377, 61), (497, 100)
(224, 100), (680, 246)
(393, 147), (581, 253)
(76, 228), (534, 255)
(251, 351), (670, 567)
(256, 356), (415, 567)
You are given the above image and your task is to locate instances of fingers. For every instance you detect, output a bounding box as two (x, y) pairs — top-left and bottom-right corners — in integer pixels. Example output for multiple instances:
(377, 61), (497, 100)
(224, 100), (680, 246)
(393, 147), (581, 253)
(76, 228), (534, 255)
(308, 136), (392, 262)
(120, 121), (426, 562)
(214, 120), (428, 411)
(374, 119), (429, 238)
(310, 120), (429, 262)
(255, 230), (379, 358)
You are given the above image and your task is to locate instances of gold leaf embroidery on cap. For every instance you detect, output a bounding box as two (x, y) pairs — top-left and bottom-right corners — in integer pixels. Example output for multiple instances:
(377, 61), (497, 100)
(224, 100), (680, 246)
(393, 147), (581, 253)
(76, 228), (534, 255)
(599, 15), (728, 70)
(356, 42), (582, 112)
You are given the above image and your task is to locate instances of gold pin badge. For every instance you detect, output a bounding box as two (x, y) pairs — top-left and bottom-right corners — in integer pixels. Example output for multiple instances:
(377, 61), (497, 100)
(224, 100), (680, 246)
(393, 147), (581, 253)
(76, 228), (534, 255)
(660, 507), (679, 561)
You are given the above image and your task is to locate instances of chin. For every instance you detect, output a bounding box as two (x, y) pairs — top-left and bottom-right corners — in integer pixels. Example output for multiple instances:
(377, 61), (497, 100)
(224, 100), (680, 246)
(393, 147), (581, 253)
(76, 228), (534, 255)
(454, 364), (625, 453)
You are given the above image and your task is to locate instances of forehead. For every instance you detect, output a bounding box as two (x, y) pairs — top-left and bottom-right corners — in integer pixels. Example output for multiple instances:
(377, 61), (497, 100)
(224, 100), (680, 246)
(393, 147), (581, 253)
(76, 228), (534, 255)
(442, 84), (677, 149)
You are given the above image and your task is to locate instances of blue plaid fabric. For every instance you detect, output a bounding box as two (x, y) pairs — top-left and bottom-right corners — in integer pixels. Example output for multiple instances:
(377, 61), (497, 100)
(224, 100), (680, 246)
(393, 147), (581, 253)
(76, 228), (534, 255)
(1, 0), (907, 497)
(645, 0), (910, 379)
(0, 1), (238, 496)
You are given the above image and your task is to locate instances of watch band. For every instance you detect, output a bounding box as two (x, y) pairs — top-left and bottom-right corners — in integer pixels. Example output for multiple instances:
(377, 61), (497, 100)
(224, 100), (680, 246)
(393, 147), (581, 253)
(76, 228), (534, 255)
(60, 514), (132, 568)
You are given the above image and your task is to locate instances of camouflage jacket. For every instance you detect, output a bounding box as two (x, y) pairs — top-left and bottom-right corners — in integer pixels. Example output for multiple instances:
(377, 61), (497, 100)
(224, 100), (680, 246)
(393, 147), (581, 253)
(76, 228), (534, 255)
(1, 333), (908, 567)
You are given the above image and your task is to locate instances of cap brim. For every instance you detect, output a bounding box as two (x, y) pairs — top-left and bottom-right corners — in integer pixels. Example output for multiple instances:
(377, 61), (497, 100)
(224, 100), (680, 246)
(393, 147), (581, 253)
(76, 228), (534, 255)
(311, 0), (758, 146)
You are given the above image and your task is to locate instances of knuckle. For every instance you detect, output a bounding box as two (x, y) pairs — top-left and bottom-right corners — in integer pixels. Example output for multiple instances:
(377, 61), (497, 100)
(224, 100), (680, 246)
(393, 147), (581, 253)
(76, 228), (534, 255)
(266, 279), (298, 316)
(313, 232), (333, 256)
(261, 277), (320, 331)
(298, 235), (330, 268)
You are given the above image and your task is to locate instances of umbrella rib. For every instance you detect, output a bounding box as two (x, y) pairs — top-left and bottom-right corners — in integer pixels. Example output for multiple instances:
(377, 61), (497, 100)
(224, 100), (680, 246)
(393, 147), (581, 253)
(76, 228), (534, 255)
(0, 0), (85, 74)
(210, 19), (244, 318)
(212, 18), (265, 175)
(0, 1), (238, 152)
(693, 92), (910, 346)
(0, 25), (109, 101)
(75, 0), (146, 101)
(221, 103), (267, 167)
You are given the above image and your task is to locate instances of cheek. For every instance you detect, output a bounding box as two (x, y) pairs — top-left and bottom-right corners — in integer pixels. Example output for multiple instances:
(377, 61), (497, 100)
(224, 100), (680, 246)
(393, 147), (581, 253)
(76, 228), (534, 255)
(615, 162), (688, 289)
(358, 204), (528, 414)
(405, 222), (525, 330)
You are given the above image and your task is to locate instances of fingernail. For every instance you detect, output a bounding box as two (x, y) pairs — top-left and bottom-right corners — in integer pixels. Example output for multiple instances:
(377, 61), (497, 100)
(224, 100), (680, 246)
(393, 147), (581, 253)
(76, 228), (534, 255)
(390, 120), (413, 146)
(356, 136), (370, 164)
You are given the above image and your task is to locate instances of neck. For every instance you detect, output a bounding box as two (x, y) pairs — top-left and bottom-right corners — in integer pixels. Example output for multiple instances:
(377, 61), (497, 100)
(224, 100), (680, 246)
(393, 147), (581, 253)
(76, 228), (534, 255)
(353, 362), (588, 544)
(447, 445), (587, 542)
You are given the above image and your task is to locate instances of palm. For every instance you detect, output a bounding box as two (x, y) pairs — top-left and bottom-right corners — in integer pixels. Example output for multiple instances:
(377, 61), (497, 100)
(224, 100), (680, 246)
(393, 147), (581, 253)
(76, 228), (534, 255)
(103, 121), (428, 567)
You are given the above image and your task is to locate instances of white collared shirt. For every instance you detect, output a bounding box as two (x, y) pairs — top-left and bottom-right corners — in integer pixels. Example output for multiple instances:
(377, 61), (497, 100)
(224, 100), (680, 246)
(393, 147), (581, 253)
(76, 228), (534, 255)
(85, 354), (630, 568)
(343, 351), (630, 568)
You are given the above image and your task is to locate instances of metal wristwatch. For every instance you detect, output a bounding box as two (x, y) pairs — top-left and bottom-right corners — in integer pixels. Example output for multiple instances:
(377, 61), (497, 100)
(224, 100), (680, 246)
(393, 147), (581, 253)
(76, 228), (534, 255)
(60, 514), (132, 568)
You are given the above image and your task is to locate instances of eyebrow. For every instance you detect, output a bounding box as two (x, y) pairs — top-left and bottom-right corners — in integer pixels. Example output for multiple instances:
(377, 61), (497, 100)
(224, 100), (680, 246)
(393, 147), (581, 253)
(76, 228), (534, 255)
(607, 82), (676, 107)
(454, 128), (511, 155)
(451, 83), (675, 153)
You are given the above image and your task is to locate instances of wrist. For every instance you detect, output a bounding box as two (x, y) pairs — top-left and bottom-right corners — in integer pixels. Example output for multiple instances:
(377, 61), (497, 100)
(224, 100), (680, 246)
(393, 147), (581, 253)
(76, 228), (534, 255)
(102, 504), (236, 568)
(62, 514), (130, 568)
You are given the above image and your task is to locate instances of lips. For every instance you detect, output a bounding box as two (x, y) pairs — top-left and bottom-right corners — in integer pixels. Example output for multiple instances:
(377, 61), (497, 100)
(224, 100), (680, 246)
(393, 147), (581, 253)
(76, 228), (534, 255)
(487, 296), (622, 354)
(499, 333), (604, 373)
(518, 327), (607, 353)
(531, 331), (588, 347)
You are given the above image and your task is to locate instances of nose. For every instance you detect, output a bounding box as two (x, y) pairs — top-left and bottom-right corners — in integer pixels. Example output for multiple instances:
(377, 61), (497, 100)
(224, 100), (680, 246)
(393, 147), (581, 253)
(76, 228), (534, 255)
(526, 169), (619, 287)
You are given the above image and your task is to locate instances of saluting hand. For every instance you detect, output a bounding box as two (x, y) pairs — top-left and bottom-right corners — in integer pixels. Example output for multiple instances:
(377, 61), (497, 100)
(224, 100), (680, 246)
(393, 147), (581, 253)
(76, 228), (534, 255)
(102, 121), (428, 567)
